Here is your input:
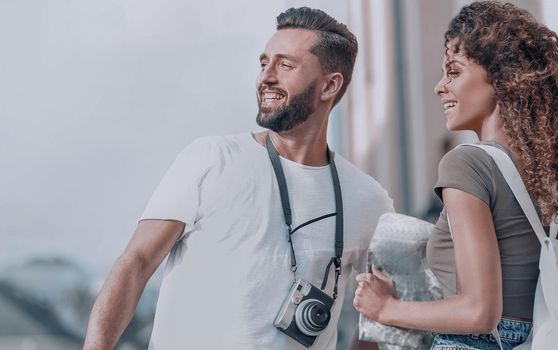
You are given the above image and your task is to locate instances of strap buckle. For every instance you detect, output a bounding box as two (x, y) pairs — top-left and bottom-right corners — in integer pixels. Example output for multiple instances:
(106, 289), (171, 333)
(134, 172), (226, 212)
(333, 257), (341, 271)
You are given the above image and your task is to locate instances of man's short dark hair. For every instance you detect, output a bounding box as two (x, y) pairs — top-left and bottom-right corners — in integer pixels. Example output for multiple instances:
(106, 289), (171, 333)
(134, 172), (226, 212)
(277, 7), (358, 106)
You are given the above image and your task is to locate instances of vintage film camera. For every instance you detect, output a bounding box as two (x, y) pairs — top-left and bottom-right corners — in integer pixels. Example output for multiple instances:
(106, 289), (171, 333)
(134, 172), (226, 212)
(274, 278), (335, 347)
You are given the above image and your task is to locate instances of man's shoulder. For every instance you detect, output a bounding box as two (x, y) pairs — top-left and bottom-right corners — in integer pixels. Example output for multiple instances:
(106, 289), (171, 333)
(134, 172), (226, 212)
(178, 132), (254, 156)
(335, 154), (393, 207)
(335, 154), (383, 188)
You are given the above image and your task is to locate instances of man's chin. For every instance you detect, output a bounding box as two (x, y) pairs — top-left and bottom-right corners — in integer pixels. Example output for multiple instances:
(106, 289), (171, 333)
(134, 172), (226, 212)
(258, 111), (272, 118)
(256, 114), (271, 127)
(258, 105), (279, 115)
(257, 112), (280, 129)
(257, 108), (279, 122)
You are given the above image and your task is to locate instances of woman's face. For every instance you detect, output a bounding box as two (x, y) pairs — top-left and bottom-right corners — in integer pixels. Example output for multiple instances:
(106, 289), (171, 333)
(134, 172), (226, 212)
(434, 41), (497, 133)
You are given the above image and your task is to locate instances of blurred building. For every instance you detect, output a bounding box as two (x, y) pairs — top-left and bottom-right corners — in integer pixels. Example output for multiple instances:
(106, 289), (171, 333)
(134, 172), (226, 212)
(0, 257), (159, 349)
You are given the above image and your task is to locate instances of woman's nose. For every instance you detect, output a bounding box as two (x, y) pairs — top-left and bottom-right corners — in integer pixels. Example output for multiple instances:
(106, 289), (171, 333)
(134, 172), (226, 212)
(434, 77), (449, 96)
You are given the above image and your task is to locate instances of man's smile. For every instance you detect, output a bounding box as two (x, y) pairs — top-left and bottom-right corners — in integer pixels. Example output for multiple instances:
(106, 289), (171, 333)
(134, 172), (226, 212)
(260, 90), (287, 109)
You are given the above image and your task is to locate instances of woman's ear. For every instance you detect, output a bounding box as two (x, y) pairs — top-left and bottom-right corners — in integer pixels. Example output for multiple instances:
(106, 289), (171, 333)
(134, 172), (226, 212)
(320, 72), (344, 102)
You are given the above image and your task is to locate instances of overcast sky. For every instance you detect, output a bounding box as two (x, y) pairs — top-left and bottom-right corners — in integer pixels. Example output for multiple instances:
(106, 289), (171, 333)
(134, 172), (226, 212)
(0, 0), (298, 269)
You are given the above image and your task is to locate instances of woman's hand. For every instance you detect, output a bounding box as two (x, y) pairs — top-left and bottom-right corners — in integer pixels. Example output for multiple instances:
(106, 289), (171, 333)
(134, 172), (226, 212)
(353, 265), (397, 322)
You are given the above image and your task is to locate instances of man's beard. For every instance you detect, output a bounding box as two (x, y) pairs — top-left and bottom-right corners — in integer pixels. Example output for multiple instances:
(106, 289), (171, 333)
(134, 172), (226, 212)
(256, 82), (316, 132)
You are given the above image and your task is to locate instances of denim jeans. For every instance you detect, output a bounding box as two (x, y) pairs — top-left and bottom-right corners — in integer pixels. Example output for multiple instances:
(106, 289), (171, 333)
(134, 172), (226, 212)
(430, 318), (532, 350)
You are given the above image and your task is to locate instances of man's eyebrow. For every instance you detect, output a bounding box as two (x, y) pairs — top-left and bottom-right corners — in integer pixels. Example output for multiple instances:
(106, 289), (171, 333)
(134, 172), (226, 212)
(275, 53), (297, 61)
(259, 53), (298, 62)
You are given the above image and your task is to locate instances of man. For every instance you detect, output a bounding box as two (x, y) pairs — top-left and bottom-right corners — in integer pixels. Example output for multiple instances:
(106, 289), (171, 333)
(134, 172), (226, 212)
(83, 7), (393, 350)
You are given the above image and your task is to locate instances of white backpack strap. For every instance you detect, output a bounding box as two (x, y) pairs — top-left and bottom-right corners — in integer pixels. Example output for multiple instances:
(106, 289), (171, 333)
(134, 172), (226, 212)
(551, 213), (557, 241)
(459, 144), (548, 245)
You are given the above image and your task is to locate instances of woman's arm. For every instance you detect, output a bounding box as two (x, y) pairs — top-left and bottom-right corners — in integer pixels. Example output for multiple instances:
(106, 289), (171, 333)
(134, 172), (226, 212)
(353, 188), (502, 334)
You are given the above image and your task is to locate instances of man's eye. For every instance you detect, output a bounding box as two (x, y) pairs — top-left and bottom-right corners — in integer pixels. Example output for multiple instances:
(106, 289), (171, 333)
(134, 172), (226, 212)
(447, 71), (459, 77)
(260, 62), (268, 70)
(280, 63), (292, 69)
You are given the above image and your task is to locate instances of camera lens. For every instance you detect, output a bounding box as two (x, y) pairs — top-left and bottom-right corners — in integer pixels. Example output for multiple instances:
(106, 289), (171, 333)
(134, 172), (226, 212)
(294, 299), (331, 336)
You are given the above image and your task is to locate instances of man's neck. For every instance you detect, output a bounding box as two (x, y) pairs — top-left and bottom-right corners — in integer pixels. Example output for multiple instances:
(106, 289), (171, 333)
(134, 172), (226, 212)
(253, 125), (329, 167)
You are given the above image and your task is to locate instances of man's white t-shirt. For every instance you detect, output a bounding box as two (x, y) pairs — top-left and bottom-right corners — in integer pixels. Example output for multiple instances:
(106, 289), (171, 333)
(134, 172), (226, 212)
(141, 133), (393, 350)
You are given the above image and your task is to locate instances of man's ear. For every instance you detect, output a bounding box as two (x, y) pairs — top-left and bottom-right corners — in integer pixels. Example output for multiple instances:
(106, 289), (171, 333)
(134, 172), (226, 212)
(320, 72), (344, 102)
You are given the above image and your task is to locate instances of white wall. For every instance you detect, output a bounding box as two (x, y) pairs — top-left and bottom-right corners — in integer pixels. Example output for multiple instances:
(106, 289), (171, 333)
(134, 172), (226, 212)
(380, 0), (544, 216)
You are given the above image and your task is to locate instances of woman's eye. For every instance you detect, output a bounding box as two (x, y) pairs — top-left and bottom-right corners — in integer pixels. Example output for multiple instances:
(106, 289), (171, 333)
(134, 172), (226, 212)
(447, 71), (459, 77)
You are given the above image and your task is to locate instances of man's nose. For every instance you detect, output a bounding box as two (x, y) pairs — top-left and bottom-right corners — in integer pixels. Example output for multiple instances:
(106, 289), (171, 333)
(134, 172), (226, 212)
(259, 64), (278, 86)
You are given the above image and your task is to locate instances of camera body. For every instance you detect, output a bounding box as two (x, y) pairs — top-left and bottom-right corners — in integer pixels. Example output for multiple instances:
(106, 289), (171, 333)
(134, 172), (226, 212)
(274, 278), (335, 347)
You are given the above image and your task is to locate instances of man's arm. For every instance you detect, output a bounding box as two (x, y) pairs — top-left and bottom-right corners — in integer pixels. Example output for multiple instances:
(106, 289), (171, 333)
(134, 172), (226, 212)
(83, 219), (184, 349)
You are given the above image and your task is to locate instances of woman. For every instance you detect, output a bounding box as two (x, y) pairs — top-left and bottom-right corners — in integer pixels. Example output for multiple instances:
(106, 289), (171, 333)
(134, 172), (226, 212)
(353, 2), (558, 349)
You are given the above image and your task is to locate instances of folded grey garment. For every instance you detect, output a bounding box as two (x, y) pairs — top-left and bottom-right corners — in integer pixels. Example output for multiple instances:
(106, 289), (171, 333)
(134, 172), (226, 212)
(358, 213), (443, 350)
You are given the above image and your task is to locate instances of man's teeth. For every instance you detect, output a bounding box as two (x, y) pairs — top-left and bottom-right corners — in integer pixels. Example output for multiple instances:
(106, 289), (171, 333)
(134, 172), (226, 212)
(264, 92), (284, 101)
(443, 102), (457, 110)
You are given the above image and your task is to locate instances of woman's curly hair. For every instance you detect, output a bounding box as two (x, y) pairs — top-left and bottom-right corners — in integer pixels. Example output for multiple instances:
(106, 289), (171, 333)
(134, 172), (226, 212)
(445, 1), (558, 224)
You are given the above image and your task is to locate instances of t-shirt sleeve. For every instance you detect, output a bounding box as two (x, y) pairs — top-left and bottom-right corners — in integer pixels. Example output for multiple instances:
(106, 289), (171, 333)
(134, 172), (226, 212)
(139, 137), (217, 226)
(434, 146), (493, 206)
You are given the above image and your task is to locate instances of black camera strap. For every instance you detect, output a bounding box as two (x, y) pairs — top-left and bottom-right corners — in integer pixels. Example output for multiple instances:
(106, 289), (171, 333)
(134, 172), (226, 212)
(266, 133), (344, 300)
